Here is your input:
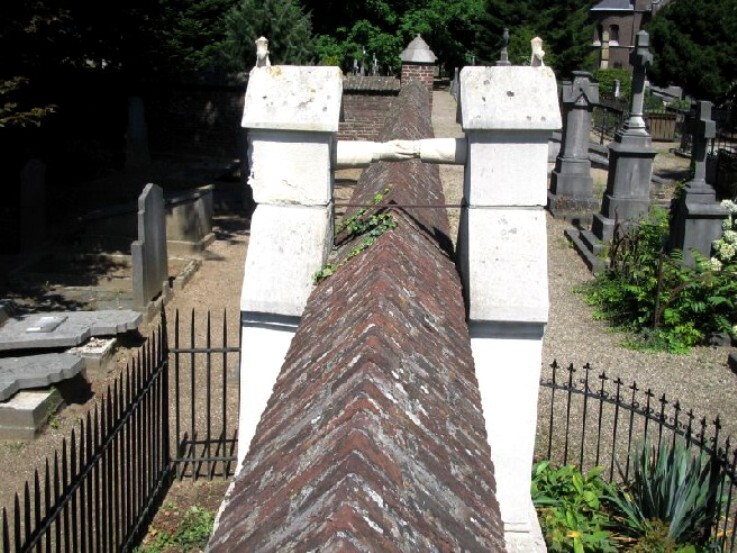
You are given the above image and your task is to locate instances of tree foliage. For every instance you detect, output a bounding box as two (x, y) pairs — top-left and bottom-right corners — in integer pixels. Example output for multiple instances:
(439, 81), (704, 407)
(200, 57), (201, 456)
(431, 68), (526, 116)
(476, 0), (598, 76)
(219, 0), (315, 70)
(647, 0), (737, 104)
(304, 0), (483, 74)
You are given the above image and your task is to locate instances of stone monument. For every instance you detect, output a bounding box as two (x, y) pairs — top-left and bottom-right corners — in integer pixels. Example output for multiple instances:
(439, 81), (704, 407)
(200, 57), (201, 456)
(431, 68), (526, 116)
(570, 31), (657, 272)
(669, 101), (728, 265)
(496, 28), (511, 67)
(548, 71), (600, 221)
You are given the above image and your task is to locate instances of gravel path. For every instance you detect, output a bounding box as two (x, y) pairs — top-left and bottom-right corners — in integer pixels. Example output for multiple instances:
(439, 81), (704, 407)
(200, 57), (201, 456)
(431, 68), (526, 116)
(431, 89), (737, 442)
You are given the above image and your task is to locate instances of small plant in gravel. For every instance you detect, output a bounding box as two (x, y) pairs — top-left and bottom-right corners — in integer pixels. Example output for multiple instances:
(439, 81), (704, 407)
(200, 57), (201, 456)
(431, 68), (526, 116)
(532, 461), (619, 552)
(578, 208), (737, 353)
(135, 505), (215, 552)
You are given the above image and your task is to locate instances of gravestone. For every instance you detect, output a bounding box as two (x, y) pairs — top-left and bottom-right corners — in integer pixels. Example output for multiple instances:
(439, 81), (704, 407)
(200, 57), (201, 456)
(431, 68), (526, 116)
(670, 101), (728, 265)
(131, 184), (169, 310)
(569, 31), (657, 272)
(125, 96), (151, 168)
(0, 310), (141, 351)
(497, 28), (511, 67)
(548, 72), (600, 220)
(20, 158), (46, 251)
(0, 353), (85, 401)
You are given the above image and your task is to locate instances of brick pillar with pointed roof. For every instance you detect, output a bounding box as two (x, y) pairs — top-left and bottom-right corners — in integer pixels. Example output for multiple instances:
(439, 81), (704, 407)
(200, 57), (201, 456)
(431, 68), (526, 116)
(400, 35), (436, 105)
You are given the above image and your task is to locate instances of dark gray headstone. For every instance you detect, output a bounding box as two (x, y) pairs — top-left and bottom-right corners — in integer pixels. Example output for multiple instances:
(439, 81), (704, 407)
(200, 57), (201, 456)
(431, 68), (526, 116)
(132, 183), (169, 310)
(670, 101), (728, 265)
(570, 31), (657, 272)
(548, 71), (600, 219)
(126, 96), (151, 168)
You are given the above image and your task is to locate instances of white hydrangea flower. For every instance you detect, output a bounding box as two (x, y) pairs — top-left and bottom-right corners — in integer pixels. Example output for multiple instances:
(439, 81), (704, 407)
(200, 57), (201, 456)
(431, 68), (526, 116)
(720, 243), (736, 259)
(711, 257), (723, 271)
(721, 199), (737, 213)
(725, 230), (737, 243)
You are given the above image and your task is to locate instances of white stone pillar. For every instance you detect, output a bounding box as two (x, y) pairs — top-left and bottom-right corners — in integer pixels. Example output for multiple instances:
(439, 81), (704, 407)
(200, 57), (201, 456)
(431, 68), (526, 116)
(237, 66), (342, 466)
(457, 65), (561, 552)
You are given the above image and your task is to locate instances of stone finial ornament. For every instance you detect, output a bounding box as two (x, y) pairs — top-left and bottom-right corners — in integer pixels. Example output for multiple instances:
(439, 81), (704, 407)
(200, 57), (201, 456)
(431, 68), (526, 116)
(530, 36), (545, 67)
(254, 36), (271, 68)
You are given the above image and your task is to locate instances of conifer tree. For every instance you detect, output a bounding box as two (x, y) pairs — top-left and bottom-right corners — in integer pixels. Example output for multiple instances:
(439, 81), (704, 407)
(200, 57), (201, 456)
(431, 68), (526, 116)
(219, 0), (315, 70)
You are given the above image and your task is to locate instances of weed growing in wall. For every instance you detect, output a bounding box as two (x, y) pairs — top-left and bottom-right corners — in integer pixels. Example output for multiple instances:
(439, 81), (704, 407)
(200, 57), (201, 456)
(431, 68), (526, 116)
(312, 188), (397, 284)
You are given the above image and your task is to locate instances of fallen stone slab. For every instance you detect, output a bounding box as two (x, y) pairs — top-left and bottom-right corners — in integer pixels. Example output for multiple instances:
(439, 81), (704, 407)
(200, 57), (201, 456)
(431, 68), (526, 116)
(0, 353), (85, 401)
(0, 389), (63, 440)
(0, 310), (141, 352)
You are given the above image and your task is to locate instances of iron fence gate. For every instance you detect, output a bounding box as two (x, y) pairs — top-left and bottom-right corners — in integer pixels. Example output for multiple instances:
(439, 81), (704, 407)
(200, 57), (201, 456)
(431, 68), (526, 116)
(169, 310), (240, 480)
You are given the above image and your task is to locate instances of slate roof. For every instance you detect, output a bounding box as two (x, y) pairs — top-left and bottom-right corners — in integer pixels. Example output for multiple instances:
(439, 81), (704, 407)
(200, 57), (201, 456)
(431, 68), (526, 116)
(208, 80), (506, 551)
(400, 35), (438, 64)
(591, 0), (634, 10)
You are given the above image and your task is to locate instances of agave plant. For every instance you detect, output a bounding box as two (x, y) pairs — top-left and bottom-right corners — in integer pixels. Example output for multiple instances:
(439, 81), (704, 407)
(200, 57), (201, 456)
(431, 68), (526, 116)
(607, 438), (724, 545)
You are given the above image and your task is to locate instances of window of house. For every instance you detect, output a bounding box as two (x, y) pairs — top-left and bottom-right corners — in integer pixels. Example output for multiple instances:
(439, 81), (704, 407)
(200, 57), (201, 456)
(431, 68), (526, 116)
(609, 25), (620, 46)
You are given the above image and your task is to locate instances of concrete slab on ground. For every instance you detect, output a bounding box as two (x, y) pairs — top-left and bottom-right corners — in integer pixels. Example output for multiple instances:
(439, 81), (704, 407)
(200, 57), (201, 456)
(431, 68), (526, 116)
(0, 353), (85, 401)
(0, 310), (141, 352)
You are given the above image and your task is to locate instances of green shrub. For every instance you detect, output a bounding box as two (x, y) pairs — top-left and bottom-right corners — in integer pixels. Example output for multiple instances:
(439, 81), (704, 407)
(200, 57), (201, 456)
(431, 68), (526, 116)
(578, 208), (737, 353)
(532, 461), (619, 552)
(607, 439), (723, 548)
(594, 68), (632, 100)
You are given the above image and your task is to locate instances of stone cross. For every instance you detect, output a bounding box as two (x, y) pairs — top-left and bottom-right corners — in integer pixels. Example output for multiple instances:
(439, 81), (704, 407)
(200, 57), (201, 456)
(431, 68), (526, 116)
(687, 101), (716, 189)
(496, 28), (511, 66)
(624, 31), (653, 132)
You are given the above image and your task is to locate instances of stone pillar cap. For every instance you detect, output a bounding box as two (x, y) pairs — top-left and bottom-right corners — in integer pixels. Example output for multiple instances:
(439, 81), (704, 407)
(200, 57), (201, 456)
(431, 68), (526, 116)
(400, 34), (437, 64)
(459, 66), (562, 130)
(242, 66), (343, 132)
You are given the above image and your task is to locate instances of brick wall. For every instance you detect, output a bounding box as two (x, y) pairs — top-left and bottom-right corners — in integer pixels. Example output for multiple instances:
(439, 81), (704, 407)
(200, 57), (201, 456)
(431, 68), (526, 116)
(338, 92), (396, 141)
(338, 76), (400, 141)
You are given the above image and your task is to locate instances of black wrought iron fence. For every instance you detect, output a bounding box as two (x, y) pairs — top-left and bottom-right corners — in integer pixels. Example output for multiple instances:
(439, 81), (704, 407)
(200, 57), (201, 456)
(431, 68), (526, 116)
(592, 103), (626, 145)
(170, 309), (240, 480)
(537, 360), (737, 551)
(1, 322), (171, 553)
(0, 309), (240, 552)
